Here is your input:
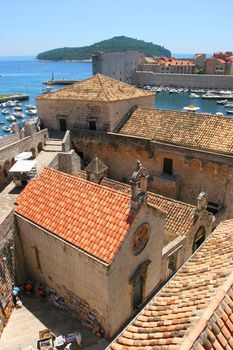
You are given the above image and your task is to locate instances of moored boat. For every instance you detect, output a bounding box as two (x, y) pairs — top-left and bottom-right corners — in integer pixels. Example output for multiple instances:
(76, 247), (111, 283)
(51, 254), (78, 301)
(26, 109), (37, 115)
(13, 112), (24, 118)
(13, 106), (22, 111)
(26, 104), (37, 109)
(6, 115), (16, 122)
(227, 110), (233, 114)
(2, 126), (12, 132)
(1, 109), (9, 114)
(183, 105), (200, 112)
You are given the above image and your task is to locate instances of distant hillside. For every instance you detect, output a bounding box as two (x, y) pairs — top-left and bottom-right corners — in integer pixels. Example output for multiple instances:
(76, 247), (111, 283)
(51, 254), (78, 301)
(37, 36), (171, 61)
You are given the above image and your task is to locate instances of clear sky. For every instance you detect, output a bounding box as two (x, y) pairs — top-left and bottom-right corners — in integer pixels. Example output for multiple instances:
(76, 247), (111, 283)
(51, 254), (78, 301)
(0, 0), (232, 56)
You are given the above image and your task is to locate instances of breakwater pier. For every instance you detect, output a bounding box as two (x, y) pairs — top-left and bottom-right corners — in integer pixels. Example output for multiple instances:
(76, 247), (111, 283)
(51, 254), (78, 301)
(0, 94), (29, 103)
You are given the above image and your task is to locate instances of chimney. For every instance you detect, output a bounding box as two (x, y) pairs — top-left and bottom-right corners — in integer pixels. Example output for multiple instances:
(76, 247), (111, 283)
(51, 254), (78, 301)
(85, 156), (108, 184)
(130, 160), (149, 211)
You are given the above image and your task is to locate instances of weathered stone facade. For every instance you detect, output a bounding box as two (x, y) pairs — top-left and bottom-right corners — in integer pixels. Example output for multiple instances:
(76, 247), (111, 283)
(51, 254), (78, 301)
(16, 198), (166, 337)
(36, 97), (153, 133)
(71, 130), (232, 221)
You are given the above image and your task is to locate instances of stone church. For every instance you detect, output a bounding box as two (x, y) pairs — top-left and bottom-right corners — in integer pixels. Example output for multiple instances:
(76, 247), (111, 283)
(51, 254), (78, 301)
(15, 163), (167, 337)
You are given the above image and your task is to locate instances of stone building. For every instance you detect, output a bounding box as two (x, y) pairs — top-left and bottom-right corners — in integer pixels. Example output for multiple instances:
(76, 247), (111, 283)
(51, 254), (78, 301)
(92, 51), (144, 84)
(36, 74), (154, 133)
(77, 158), (214, 283)
(138, 57), (195, 74)
(72, 107), (233, 222)
(108, 219), (233, 349)
(205, 52), (233, 75)
(15, 165), (167, 337)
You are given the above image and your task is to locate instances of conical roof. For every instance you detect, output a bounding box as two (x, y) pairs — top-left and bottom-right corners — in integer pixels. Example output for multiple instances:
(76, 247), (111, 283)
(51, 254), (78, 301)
(37, 74), (154, 102)
(85, 157), (108, 175)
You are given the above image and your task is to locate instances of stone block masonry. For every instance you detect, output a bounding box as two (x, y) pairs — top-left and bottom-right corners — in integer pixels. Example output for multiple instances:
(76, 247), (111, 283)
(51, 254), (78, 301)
(133, 71), (233, 89)
(63, 287), (105, 337)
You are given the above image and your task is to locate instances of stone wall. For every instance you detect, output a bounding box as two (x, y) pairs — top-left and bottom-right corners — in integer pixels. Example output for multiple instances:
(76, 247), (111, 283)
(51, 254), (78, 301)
(71, 129), (233, 219)
(0, 134), (20, 149)
(16, 196), (166, 338)
(16, 215), (111, 334)
(0, 129), (48, 189)
(133, 71), (233, 89)
(37, 96), (154, 133)
(0, 208), (25, 336)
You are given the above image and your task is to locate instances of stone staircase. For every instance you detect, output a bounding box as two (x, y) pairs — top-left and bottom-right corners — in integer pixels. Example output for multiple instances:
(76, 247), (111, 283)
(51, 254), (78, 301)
(42, 138), (63, 152)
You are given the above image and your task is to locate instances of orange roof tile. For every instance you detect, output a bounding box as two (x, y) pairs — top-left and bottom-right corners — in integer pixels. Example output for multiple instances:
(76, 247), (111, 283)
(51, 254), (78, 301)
(15, 168), (135, 264)
(119, 107), (233, 155)
(36, 74), (154, 102)
(108, 219), (233, 349)
(76, 173), (198, 244)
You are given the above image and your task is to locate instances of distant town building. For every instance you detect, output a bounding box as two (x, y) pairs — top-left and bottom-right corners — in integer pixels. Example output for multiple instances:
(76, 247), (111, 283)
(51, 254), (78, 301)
(92, 51), (144, 83)
(138, 56), (195, 74)
(205, 51), (233, 75)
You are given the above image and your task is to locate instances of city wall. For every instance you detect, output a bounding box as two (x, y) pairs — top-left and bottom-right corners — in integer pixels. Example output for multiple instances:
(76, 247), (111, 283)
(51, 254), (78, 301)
(133, 71), (233, 89)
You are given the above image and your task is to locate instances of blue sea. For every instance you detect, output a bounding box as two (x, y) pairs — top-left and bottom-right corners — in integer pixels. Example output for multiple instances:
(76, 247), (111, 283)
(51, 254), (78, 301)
(0, 55), (228, 136)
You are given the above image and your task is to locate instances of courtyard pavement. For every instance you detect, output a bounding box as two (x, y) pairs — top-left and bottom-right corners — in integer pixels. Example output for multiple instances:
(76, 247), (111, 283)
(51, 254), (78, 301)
(0, 295), (109, 350)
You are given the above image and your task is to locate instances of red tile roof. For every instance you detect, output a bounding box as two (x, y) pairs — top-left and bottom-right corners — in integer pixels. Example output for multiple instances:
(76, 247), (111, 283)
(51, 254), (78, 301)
(36, 74), (154, 102)
(119, 107), (233, 155)
(108, 219), (233, 349)
(76, 173), (198, 244)
(15, 168), (136, 264)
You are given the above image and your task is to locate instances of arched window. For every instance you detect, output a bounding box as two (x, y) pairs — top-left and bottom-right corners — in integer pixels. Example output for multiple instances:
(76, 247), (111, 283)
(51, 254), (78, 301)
(193, 226), (206, 252)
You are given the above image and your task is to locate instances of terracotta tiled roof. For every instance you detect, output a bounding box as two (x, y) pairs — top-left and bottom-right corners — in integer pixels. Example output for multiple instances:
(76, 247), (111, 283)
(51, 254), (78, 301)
(15, 168), (136, 264)
(108, 220), (233, 350)
(76, 173), (196, 241)
(119, 107), (233, 155)
(36, 74), (154, 102)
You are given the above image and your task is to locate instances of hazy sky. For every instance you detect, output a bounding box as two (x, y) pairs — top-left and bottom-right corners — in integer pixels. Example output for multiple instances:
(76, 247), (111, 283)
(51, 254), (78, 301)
(0, 0), (232, 56)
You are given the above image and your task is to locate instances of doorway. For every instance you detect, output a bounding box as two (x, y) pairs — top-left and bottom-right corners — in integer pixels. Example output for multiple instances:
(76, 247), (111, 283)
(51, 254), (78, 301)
(59, 118), (67, 131)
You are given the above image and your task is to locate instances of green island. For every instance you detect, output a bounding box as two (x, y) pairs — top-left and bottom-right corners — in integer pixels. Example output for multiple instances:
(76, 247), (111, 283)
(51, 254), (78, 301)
(37, 36), (171, 61)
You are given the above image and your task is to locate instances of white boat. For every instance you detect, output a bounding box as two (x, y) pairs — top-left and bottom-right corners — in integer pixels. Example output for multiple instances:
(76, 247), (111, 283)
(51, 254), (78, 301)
(6, 115), (16, 122)
(26, 104), (37, 109)
(13, 112), (24, 118)
(13, 106), (22, 111)
(227, 110), (233, 114)
(0, 102), (7, 108)
(1, 109), (9, 114)
(216, 112), (224, 116)
(26, 109), (37, 115)
(6, 100), (16, 107)
(42, 87), (54, 94)
(225, 103), (233, 108)
(216, 100), (228, 104)
(183, 105), (200, 112)
(189, 93), (200, 98)
(2, 126), (11, 132)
